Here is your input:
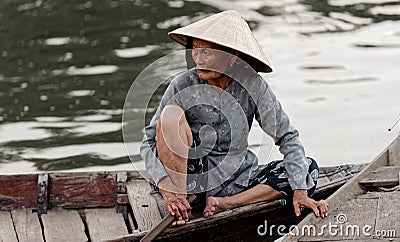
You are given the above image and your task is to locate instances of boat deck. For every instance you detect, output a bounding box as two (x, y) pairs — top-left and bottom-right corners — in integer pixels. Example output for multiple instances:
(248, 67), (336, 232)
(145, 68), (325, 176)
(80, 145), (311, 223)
(285, 139), (400, 241)
(0, 207), (130, 242)
(297, 190), (400, 241)
(0, 165), (364, 242)
(0, 171), (165, 242)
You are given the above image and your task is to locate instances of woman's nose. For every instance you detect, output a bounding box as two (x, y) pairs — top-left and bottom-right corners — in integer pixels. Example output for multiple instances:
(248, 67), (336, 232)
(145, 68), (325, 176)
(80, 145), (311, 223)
(192, 51), (205, 65)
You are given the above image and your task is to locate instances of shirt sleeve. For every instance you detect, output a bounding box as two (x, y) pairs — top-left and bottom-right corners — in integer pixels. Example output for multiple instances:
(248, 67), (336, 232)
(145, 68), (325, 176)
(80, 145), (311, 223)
(254, 77), (315, 190)
(140, 79), (182, 186)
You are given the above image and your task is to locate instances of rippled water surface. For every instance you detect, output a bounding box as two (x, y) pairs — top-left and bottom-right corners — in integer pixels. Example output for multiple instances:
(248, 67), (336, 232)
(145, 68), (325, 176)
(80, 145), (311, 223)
(0, 0), (399, 173)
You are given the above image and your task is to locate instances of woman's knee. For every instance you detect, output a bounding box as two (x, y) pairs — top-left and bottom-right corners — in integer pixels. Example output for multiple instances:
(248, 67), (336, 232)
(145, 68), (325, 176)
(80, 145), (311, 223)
(157, 105), (192, 146)
(158, 105), (186, 129)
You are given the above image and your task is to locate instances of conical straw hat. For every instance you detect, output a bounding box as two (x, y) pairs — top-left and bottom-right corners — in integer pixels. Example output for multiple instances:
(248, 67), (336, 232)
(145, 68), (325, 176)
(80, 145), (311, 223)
(169, 10), (272, 73)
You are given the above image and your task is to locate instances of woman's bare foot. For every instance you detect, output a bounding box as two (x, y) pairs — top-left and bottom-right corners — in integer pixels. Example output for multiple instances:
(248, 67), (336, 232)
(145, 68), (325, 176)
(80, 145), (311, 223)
(203, 196), (229, 218)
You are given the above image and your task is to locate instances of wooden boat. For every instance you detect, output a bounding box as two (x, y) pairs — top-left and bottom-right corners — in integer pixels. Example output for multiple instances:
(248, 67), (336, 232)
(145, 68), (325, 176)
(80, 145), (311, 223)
(0, 162), (366, 242)
(283, 136), (400, 241)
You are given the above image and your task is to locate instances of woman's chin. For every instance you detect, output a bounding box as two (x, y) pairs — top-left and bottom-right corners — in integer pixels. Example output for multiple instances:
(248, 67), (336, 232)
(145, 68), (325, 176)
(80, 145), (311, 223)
(197, 69), (221, 80)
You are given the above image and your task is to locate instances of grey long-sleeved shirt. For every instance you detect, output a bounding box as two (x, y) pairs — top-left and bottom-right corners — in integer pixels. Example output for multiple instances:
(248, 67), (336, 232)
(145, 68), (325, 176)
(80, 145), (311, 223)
(140, 68), (315, 197)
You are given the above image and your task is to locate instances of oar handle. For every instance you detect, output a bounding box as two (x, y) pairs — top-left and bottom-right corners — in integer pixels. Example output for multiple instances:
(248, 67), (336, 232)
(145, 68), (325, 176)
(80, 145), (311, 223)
(140, 194), (197, 242)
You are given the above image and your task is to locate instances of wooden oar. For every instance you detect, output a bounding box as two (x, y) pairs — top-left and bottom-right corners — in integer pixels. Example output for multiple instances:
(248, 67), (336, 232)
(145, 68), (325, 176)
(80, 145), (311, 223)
(140, 194), (197, 242)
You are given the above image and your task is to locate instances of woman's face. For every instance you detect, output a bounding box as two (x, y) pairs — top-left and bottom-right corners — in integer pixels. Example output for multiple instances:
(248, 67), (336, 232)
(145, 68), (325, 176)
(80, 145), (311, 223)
(192, 39), (234, 81)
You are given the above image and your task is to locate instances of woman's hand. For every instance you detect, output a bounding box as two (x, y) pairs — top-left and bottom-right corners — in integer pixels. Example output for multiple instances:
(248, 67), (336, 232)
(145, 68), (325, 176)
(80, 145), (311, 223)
(292, 189), (328, 218)
(158, 177), (191, 226)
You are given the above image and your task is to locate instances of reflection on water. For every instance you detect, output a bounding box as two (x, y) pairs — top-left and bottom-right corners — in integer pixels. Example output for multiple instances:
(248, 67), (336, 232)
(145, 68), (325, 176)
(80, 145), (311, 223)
(305, 77), (378, 85)
(0, 0), (399, 172)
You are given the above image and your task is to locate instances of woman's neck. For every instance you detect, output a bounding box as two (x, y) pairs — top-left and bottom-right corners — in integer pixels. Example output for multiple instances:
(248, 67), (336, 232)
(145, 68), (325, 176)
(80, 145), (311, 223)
(206, 75), (232, 90)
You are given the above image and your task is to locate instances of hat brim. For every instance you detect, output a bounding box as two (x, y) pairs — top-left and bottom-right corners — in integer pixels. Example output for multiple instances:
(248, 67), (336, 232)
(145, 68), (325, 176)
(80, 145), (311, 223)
(169, 33), (273, 73)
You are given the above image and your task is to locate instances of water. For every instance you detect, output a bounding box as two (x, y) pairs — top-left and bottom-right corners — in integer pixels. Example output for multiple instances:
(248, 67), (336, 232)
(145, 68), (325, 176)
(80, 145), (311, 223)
(0, 0), (399, 173)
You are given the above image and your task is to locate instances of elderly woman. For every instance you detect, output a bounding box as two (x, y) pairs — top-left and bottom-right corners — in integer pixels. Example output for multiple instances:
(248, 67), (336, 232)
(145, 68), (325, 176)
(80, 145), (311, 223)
(141, 10), (327, 226)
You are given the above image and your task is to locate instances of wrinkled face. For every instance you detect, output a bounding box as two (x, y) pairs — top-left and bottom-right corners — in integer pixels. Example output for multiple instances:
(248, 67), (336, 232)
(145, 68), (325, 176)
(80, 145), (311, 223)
(192, 39), (234, 81)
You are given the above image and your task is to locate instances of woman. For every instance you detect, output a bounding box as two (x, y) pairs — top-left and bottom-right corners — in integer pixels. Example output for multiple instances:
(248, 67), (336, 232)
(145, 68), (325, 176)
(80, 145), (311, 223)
(141, 10), (328, 226)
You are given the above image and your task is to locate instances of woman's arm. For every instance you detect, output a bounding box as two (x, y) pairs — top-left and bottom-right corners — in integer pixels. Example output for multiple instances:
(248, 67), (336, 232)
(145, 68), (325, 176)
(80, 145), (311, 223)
(254, 78), (314, 191)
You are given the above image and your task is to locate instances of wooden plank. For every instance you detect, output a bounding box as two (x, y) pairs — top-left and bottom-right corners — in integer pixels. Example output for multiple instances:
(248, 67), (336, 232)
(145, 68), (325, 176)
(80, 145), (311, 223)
(103, 200), (283, 242)
(320, 150), (387, 211)
(349, 164), (368, 175)
(319, 166), (341, 174)
(128, 170), (150, 180)
(41, 209), (87, 242)
(359, 166), (400, 188)
(85, 208), (129, 242)
(152, 191), (168, 218)
(37, 173), (48, 214)
(375, 191), (400, 238)
(316, 192), (400, 240)
(117, 194), (129, 204)
(317, 177), (331, 187)
(389, 142), (400, 166)
(128, 212), (137, 232)
(11, 209), (44, 242)
(117, 194), (129, 205)
(117, 172), (128, 193)
(328, 170), (350, 182)
(0, 211), (18, 242)
(49, 172), (116, 208)
(299, 196), (379, 241)
(0, 174), (37, 209)
(315, 164), (368, 192)
(308, 239), (395, 242)
(126, 179), (162, 231)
